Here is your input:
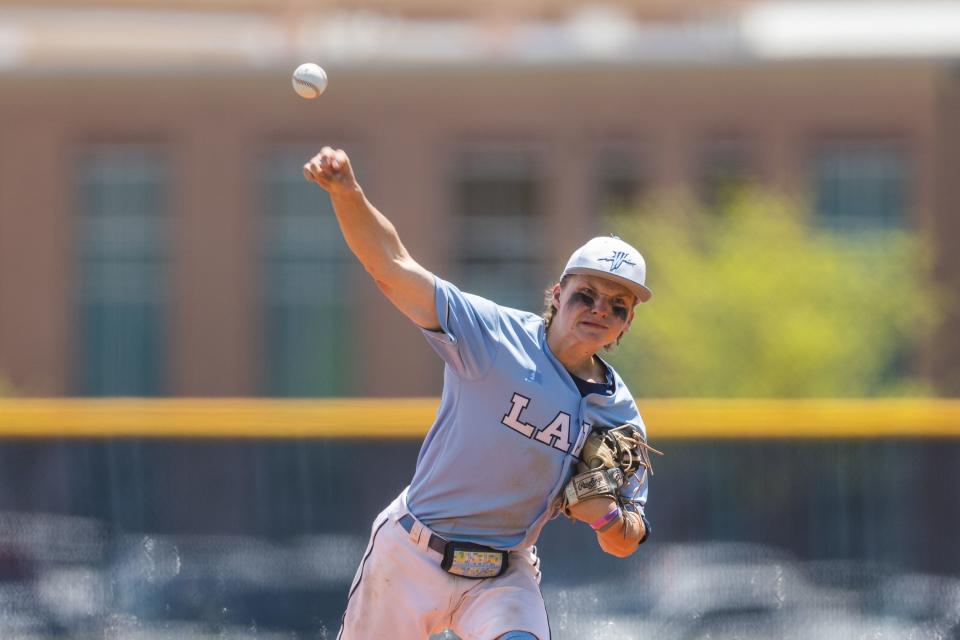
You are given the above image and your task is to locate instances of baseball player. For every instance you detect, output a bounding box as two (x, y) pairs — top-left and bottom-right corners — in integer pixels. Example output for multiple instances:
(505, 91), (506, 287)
(304, 147), (655, 640)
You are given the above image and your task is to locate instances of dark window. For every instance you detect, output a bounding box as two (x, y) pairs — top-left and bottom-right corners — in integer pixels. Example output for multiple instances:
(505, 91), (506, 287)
(813, 141), (909, 230)
(75, 146), (167, 396)
(453, 145), (545, 310)
(261, 147), (356, 396)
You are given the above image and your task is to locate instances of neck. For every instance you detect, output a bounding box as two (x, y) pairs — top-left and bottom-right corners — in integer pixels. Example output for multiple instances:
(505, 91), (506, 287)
(547, 325), (601, 380)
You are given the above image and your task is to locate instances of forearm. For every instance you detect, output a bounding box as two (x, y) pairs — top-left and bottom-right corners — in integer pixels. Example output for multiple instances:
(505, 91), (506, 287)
(596, 510), (645, 558)
(305, 147), (438, 328)
(567, 497), (645, 558)
(329, 187), (410, 280)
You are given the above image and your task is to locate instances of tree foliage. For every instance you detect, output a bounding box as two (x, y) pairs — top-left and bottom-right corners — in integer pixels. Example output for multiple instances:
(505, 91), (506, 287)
(608, 190), (940, 397)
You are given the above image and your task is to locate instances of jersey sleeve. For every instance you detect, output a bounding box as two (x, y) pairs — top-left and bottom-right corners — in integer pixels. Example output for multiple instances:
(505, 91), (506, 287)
(420, 276), (502, 379)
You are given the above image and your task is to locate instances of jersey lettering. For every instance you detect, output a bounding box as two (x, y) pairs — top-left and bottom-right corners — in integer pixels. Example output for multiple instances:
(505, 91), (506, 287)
(533, 412), (572, 452)
(501, 393), (535, 437)
(502, 393), (572, 453)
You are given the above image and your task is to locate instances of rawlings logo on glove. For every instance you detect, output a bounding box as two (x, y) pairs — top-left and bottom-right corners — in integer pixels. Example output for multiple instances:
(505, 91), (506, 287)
(561, 424), (662, 515)
(574, 468), (623, 493)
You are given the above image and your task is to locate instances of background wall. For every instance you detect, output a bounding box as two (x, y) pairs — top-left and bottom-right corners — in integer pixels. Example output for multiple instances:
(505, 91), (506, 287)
(0, 5), (958, 399)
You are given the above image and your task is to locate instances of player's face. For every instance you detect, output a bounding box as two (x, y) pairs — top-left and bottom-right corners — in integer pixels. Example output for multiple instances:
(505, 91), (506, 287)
(552, 275), (636, 348)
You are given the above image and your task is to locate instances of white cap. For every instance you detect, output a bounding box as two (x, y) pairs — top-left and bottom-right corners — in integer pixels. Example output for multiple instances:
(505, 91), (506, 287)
(562, 236), (652, 303)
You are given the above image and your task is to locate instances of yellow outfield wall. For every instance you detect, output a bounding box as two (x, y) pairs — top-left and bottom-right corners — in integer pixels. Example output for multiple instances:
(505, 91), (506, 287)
(0, 398), (959, 439)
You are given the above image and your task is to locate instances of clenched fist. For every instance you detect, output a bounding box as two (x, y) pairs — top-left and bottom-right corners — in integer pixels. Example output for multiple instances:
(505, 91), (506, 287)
(303, 147), (360, 195)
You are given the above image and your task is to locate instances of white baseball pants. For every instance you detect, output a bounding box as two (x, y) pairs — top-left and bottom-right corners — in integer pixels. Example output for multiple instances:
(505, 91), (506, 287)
(337, 491), (550, 640)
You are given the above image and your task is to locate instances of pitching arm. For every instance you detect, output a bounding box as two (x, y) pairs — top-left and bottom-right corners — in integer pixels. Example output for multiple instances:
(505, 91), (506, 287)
(304, 147), (439, 331)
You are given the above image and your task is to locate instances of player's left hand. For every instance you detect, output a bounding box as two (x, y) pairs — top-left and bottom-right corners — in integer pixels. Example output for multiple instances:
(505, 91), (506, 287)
(561, 424), (661, 516)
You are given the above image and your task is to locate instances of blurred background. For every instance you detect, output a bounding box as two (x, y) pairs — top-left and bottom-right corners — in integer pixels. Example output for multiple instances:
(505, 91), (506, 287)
(0, 0), (959, 638)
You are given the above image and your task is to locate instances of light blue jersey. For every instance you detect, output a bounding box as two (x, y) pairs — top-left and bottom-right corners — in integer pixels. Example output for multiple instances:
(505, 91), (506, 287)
(406, 276), (649, 551)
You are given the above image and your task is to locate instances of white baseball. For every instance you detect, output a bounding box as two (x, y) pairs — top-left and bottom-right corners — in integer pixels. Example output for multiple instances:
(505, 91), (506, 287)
(292, 63), (328, 99)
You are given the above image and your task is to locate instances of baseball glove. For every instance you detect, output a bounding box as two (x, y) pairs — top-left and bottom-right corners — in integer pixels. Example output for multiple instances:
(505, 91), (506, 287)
(562, 424), (662, 515)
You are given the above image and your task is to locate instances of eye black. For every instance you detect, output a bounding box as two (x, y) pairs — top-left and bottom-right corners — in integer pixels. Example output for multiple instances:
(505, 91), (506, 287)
(571, 291), (595, 308)
(612, 305), (628, 321)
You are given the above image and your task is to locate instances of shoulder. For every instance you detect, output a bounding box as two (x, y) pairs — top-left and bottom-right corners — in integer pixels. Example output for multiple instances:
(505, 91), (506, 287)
(499, 304), (542, 329)
(497, 304), (545, 341)
(434, 277), (501, 322)
(606, 365), (644, 420)
(435, 277), (547, 344)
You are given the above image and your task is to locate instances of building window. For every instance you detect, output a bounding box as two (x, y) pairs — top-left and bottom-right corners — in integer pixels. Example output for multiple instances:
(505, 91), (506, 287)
(453, 144), (545, 311)
(261, 146), (355, 397)
(595, 142), (646, 219)
(812, 141), (909, 230)
(698, 137), (757, 210)
(75, 146), (168, 396)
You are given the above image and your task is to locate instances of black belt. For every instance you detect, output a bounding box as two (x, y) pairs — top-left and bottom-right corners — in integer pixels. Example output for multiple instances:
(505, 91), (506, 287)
(398, 513), (451, 555)
(398, 513), (509, 579)
(398, 513), (504, 556)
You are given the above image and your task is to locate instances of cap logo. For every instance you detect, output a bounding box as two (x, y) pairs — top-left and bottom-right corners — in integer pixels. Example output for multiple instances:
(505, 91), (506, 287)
(597, 250), (636, 272)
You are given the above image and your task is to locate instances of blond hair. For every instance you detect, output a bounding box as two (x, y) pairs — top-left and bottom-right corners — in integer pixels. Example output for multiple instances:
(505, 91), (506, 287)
(541, 275), (570, 331)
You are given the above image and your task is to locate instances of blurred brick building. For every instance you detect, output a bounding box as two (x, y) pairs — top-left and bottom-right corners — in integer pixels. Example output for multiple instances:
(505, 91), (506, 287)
(0, 0), (958, 396)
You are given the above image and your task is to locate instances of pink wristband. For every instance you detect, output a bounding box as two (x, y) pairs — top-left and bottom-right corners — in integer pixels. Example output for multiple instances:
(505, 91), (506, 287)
(589, 504), (622, 530)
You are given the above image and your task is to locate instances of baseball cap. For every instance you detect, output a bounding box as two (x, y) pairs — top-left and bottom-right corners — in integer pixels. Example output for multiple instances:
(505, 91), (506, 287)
(562, 236), (652, 303)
